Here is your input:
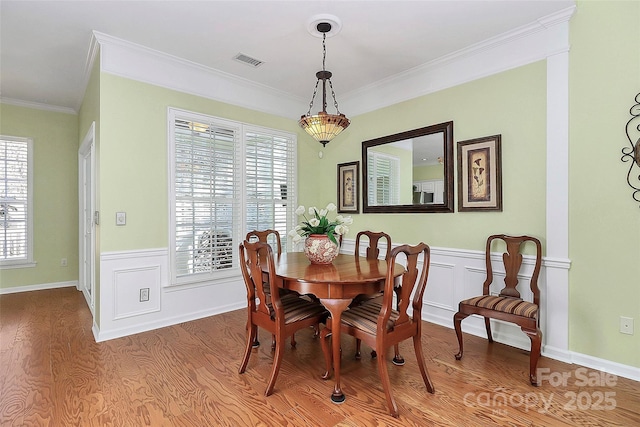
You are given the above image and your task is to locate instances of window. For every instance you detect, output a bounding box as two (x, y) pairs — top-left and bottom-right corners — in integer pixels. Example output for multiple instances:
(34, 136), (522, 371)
(168, 109), (296, 285)
(367, 152), (400, 206)
(0, 136), (34, 268)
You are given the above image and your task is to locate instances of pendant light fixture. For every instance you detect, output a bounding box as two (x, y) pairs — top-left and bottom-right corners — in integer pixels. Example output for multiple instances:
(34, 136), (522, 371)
(299, 21), (350, 147)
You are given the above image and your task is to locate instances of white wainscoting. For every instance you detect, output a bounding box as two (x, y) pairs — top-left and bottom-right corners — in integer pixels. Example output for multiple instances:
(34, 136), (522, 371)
(98, 242), (566, 357)
(341, 239), (570, 361)
(97, 248), (245, 342)
(95, 243), (639, 381)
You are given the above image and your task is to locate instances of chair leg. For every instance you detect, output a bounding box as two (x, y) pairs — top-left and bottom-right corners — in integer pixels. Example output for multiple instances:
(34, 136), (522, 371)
(319, 327), (333, 380)
(265, 334), (286, 396)
(239, 324), (257, 374)
(355, 338), (362, 360)
(413, 334), (435, 394)
(392, 288), (404, 365)
(290, 333), (296, 348)
(484, 317), (494, 343)
(271, 334), (276, 350)
(392, 344), (404, 366)
(453, 311), (469, 360)
(375, 343), (399, 418)
(524, 327), (543, 386)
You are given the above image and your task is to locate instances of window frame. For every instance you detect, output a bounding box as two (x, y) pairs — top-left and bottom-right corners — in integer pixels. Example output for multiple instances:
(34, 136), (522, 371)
(167, 108), (297, 287)
(0, 135), (35, 269)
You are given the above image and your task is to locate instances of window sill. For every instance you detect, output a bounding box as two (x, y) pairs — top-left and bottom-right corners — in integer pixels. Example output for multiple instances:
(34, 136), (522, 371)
(0, 261), (37, 270)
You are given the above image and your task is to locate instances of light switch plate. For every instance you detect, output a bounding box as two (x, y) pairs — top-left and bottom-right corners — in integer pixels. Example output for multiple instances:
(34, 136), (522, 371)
(116, 212), (126, 226)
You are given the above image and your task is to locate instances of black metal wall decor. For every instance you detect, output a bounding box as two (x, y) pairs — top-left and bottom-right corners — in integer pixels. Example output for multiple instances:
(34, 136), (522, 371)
(621, 93), (640, 207)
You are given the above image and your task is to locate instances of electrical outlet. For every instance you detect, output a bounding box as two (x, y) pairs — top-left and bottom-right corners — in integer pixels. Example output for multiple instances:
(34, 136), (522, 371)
(620, 316), (634, 335)
(60, 258), (67, 267)
(140, 288), (149, 302)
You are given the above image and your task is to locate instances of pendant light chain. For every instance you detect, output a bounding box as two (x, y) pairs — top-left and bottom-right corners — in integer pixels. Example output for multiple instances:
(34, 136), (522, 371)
(323, 33), (343, 114)
(304, 80), (320, 116)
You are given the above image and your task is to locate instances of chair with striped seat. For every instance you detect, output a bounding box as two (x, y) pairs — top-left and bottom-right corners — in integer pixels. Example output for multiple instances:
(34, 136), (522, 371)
(350, 231), (403, 364)
(238, 240), (328, 396)
(246, 229), (303, 348)
(453, 234), (543, 385)
(320, 243), (435, 418)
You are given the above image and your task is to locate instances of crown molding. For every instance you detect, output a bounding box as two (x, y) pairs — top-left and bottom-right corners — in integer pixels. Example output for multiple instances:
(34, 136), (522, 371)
(79, 6), (575, 120)
(0, 97), (77, 115)
(342, 6), (576, 116)
(74, 32), (101, 112)
(92, 31), (304, 119)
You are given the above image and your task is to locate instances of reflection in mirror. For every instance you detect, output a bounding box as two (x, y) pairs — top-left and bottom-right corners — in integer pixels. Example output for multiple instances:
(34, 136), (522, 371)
(362, 121), (454, 213)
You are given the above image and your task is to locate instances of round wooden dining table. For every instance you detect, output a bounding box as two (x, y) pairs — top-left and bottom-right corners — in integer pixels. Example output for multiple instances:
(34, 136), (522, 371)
(271, 252), (405, 404)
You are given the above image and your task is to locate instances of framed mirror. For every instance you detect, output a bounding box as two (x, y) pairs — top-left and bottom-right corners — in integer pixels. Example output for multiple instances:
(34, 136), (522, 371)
(362, 121), (454, 213)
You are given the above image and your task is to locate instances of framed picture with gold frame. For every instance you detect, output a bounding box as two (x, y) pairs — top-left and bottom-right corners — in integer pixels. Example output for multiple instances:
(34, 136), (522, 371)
(337, 161), (359, 213)
(457, 135), (502, 211)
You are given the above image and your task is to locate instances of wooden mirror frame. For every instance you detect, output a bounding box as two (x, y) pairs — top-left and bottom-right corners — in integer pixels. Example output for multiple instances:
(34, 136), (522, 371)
(362, 121), (454, 213)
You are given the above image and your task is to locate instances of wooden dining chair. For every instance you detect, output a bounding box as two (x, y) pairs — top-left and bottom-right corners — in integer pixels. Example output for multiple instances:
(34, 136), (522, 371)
(246, 229), (282, 256)
(320, 243), (435, 418)
(354, 230), (392, 261)
(351, 231), (403, 364)
(245, 229), (301, 348)
(453, 234), (543, 385)
(238, 240), (328, 396)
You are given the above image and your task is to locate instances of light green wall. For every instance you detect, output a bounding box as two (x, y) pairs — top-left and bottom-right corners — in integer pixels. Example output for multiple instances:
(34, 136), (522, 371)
(414, 164), (445, 181)
(301, 61), (547, 251)
(0, 104), (79, 289)
(98, 73), (305, 252)
(568, 1), (640, 367)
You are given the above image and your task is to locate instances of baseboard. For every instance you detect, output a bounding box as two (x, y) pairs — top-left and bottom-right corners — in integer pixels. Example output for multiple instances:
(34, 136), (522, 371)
(569, 351), (640, 382)
(424, 312), (639, 382)
(0, 280), (78, 295)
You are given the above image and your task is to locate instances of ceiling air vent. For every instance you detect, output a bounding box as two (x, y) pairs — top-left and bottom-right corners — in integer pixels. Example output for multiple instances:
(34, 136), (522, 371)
(233, 53), (264, 68)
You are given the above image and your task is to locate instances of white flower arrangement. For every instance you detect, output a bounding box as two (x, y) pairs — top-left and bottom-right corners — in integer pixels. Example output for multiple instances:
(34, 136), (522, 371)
(288, 203), (353, 245)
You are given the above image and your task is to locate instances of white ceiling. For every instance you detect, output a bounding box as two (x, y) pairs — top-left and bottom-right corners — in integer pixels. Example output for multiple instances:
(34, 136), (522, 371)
(0, 0), (574, 114)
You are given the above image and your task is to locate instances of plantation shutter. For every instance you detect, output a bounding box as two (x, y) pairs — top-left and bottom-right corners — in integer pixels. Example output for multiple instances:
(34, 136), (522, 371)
(172, 114), (241, 279)
(245, 128), (296, 249)
(0, 136), (32, 264)
(169, 109), (297, 285)
(367, 152), (400, 206)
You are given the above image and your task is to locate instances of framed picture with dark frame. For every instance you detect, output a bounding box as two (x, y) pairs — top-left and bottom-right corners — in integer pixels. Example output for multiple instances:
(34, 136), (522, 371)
(337, 161), (359, 213)
(457, 135), (502, 211)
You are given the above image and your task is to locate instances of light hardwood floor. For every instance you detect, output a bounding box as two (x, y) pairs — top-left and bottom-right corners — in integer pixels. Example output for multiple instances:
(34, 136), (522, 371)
(1, 287), (638, 426)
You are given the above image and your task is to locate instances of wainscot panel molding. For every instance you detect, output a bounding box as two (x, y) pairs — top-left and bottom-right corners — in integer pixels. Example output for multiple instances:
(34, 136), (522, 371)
(344, 239), (569, 363)
(93, 243), (639, 381)
(97, 248), (245, 342)
(422, 247), (639, 381)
